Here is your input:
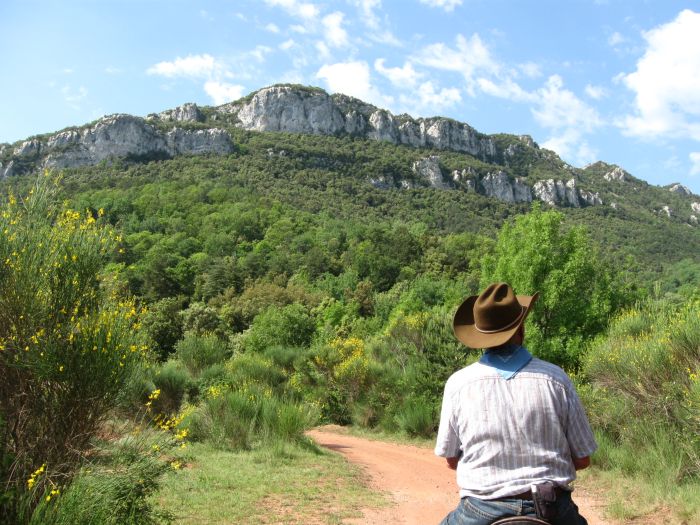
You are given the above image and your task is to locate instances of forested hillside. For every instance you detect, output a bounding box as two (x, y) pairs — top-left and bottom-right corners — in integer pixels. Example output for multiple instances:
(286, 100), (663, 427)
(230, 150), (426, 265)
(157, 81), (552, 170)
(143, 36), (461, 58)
(1, 101), (699, 523)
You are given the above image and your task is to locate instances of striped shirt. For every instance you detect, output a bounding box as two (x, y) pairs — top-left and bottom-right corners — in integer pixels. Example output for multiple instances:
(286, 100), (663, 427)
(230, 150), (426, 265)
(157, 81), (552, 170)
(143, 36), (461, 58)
(434, 357), (597, 499)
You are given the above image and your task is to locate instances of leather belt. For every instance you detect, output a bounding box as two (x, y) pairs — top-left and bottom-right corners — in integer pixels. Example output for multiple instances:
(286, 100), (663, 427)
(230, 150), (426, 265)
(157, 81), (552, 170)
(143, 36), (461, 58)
(493, 487), (564, 501)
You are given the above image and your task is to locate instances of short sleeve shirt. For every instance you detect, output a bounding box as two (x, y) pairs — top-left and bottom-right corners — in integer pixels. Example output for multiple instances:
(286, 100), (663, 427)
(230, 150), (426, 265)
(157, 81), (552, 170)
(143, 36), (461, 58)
(434, 357), (597, 499)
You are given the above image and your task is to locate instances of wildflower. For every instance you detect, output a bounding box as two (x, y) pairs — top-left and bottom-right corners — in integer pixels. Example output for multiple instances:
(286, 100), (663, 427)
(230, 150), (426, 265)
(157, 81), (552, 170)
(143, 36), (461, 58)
(170, 460), (182, 470)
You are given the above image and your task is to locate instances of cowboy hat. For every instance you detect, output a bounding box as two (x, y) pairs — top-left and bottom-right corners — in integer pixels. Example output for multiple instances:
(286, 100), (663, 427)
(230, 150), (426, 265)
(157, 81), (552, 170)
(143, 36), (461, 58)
(453, 282), (539, 349)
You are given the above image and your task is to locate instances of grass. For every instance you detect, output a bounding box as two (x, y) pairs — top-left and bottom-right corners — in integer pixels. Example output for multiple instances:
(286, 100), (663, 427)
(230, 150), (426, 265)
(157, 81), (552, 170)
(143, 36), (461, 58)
(578, 468), (700, 525)
(155, 438), (387, 524)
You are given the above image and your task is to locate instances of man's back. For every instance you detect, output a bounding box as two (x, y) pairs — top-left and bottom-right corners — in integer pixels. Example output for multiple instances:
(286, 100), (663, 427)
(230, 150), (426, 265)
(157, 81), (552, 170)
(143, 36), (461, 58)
(435, 357), (597, 500)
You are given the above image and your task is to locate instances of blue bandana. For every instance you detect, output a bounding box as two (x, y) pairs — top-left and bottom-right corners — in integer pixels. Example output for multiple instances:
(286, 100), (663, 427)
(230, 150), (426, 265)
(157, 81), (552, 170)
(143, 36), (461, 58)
(479, 344), (532, 380)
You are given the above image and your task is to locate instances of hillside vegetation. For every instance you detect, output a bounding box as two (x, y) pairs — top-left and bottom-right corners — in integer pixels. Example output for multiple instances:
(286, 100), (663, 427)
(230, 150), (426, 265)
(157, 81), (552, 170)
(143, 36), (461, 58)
(1, 125), (699, 523)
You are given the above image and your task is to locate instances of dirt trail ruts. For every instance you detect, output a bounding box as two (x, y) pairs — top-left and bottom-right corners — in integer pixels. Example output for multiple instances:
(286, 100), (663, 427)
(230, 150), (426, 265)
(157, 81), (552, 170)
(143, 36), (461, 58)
(307, 426), (612, 525)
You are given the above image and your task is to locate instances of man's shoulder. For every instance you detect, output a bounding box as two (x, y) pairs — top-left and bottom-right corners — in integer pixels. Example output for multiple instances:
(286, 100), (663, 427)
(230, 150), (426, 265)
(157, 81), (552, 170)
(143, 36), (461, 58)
(520, 357), (573, 386)
(445, 361), (491, 388)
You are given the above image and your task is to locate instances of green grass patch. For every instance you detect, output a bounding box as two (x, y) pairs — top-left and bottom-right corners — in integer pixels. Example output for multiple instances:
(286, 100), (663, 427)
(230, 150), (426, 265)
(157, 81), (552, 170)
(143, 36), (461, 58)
(155, 440), (387, 524)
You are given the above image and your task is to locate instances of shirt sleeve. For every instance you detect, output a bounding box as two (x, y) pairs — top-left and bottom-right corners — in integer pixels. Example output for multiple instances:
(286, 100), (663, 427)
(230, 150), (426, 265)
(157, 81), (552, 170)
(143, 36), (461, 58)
(564, 382), (598, 459)
(434, 380), (461, 458)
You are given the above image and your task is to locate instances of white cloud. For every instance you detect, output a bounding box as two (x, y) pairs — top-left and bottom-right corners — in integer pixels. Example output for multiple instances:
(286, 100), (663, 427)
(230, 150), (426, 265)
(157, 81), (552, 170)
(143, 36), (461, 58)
(316, 60), (392, 106)
(322, 11), (349, 47)
(290, 24), (308, 34)
(585, 84), (607, 100)
(353, 0), (381, 29)
(316, 41), (331, 60)
(250, 45), (273, 62)
(541, 129), (598, 166)
(280, 39), (296, 50)
(532, 75), (602, 132)
(265, 23), (280, 33)
(621, 10), (700, 141)
(416, 81), (461, 108)
(147, 54), (217, 78)
(608, 31), (625, 46)
(414, 34), (498, 95)
(518, 62), (542, 78)
(264, 0), (320, 21)
(690, 152), (700, 175)
(204, 81), (245, 105)
(476, 77), (535, 103)
(105, 66), (123, 75)
(419, 0), (462, 12)
(374, 59), (421, 87)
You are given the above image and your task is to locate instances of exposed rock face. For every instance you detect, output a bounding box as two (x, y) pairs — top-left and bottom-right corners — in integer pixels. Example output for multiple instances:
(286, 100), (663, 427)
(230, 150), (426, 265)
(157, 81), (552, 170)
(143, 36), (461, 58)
(228, 86), (346, 134)
(691, 202), (700, 213)
(661, 206), (673, 218)
(223, 85), (496, 160)
(668, 183), (692, 195)
(604, 167), (628, 182)
(531, 178), (599, 207)
(412, 156), (450, 189)
(480, 171), (533, 203)
(690, 215), (698, 225)
(8, 114), (234, 173)
(155, 103), (204, 123)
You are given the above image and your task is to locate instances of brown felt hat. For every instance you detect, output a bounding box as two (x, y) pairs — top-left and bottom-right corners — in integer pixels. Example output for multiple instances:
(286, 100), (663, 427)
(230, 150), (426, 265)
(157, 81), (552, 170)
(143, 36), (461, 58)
(453, 282), (539, 349)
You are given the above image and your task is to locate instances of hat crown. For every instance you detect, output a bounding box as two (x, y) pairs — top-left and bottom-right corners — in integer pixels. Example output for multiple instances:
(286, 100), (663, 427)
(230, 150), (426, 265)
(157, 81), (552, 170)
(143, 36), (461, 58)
(473, 283), (524, 333)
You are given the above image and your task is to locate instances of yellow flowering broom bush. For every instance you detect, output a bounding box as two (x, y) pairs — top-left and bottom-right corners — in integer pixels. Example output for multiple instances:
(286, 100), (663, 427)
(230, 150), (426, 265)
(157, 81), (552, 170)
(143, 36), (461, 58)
(582, 297), (700, 481)
(0, 176), (148, 521)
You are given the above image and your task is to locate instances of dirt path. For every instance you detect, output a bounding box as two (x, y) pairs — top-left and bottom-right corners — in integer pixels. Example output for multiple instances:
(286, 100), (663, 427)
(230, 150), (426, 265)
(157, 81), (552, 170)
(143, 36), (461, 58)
(307, 426), (612, 525)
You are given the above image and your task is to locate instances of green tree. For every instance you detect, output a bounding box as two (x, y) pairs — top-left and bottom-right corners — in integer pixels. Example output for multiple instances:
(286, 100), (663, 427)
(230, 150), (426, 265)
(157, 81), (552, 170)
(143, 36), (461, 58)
(481, 204), (628, 369)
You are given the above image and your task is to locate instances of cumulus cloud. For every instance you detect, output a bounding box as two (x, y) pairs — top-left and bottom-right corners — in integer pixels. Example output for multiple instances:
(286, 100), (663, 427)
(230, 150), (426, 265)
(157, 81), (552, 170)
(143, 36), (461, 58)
(690, 152), (700, 175)
(353, 0), (381, 29)
(541, 129), (598, 166)
(415, 81), (461, 108)
(608, 31), (625, 46)
(419, 0), (462, 12)
(518, 62), (542, 78)
(204, 81), (245, 105)
(263, 0), (320, 21)
(477, 77), (535, 103)
(147, 54), (218, 78)
(316, 60), (392, 106)
(620, 10), (700, 141)
(532, 75), (602, 131)
(374, 59), (421, 87)
(585, 84), (607, 100)
(414, 34), (498, 95)
(265, 23), (280, 33)
(280, 39), (296, 50)
(322, 11), (349, 47)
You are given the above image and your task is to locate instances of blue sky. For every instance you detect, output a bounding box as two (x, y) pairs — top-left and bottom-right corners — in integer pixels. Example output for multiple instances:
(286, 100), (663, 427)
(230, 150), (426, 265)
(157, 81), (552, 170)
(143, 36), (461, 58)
(2, 0), (700, 193)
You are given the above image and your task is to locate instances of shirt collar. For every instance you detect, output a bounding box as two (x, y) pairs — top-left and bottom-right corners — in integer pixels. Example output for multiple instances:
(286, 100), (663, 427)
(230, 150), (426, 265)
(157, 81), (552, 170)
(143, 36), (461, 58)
(479, 344), (532, 380)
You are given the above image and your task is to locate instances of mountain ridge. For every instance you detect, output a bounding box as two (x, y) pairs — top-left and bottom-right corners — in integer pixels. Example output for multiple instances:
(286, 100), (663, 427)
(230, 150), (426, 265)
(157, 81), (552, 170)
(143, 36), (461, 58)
(0, 84), (698, 224)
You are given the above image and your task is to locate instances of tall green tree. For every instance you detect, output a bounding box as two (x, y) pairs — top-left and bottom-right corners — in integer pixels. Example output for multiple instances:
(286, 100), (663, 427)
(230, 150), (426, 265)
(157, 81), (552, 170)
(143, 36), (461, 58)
(481, 204), (630, 369)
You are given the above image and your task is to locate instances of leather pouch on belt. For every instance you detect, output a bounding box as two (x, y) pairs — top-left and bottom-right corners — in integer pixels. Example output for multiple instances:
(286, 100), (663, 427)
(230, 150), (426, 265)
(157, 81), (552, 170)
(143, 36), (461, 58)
(531, 482), (557, 521)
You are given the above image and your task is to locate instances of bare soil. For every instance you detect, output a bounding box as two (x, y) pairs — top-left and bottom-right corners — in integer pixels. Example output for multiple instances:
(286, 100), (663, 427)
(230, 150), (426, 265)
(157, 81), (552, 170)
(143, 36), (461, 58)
(307, 426), (614, 525)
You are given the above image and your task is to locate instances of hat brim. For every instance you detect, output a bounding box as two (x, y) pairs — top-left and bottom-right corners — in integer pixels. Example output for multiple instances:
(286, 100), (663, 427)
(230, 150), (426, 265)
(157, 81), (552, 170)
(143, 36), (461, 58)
(453, 292), (539, 349)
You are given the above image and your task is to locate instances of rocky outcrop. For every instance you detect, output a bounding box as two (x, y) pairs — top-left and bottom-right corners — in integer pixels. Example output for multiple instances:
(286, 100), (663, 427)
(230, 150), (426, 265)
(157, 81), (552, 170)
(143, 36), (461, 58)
(412, 156), (450, 189)
(668, 183), (692, 196)
(479, 171), (531, 203)
(5, 114), (234, 174)
(153, 103), (204, 123)
(532, 178), (601, 207)
(661, 206), (673, 218)
(690, 202), (700, 213)
(222, 85), (496, 160)
(603, 166), (628, 182)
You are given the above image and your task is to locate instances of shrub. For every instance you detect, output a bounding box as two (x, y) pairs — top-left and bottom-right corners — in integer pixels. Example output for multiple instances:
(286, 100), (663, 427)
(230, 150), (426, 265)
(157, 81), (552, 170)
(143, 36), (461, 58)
(140, 296), (185, 360)
(174, 332), (229, 377)
(393, 396), (437, 438)
(152, 360), (193, 415)
(0, 178), (148, 522)
(241, 303), (316, 354)
(583, 297), (700, 481)
(186, 386), (317, 450)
